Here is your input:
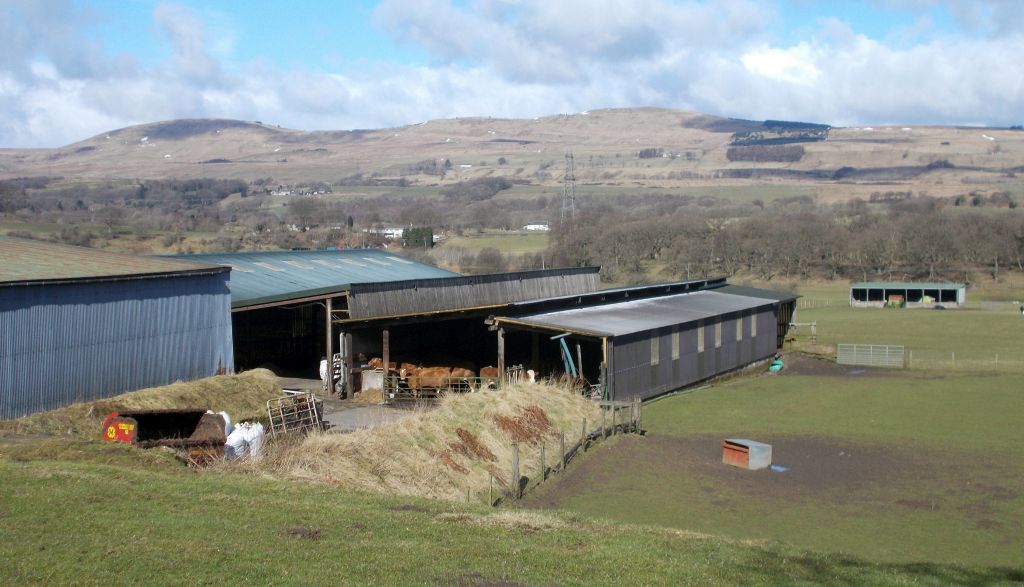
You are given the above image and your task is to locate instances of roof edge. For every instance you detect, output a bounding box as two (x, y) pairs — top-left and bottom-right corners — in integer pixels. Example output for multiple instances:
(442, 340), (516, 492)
(0, 265), (230, 288)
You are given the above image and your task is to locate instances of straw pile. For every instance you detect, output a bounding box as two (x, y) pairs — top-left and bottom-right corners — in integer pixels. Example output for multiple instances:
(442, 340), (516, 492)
(0, 369), (280, 438)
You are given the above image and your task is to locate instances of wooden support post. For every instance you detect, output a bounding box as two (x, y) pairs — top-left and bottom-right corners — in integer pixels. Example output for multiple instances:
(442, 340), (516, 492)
(511, 442), (520, 498)
(343, 332), (353, 397)
(325, 297), (333, 390)
(575, 343), (583, 381)
(497, 327), (505, 387)
(382, 328), (390, 393)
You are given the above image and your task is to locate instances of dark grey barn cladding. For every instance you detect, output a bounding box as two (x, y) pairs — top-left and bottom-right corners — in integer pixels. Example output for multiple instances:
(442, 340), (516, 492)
(493, 289), (787, 401)
(345, 267), (600, 320)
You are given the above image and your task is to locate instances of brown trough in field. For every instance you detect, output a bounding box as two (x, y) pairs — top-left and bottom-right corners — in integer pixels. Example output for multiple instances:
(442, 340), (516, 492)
(722, 438), (772, 470)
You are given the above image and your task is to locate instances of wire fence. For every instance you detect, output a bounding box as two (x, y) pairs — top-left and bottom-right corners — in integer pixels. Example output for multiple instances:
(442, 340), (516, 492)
(796, 298), (835, 310)
(906, 350), (1024, 372)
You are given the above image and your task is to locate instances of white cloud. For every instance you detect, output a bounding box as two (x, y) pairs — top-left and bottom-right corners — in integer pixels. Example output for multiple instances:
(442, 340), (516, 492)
(741, 44), (821, 85)
(0, 1), (1023, 147)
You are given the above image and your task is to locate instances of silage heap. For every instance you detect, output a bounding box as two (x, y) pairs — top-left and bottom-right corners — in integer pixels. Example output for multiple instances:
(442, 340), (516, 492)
(269, 382), (602, 502)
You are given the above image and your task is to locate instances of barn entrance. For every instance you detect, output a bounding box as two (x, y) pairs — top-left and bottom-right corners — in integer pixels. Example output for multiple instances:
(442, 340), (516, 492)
(497, 326), (606, 393)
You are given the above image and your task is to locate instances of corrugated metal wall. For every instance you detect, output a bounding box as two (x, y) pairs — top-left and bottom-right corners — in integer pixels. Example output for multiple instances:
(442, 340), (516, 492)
(609, 307), (777, 401)
(347, 268), (600, 319)
(1, 273), (233, 419)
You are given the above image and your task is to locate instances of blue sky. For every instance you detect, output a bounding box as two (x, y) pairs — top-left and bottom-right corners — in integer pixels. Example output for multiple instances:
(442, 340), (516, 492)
(1, 0), (1022, 147)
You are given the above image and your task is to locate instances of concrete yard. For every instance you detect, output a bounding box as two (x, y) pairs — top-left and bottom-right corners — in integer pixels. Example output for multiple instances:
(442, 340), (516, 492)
(278, 377), (412, 433)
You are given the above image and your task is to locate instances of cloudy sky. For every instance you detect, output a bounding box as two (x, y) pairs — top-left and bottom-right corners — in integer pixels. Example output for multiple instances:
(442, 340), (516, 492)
(2, 0), (1022, 147)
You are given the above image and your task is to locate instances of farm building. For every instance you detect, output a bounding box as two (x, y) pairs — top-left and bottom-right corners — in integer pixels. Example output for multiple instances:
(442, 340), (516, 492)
(177, 248), (460, 375)
(491, 284), (796, 401)
(179, 247), (795, 402)
(849, 282), (965, 308)
(0, 237), (233, 419)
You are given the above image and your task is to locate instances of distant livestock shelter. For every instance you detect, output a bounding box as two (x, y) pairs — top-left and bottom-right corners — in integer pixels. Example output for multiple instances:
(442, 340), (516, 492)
(850, 282), (965, 309)
(0, 238), (233, 419)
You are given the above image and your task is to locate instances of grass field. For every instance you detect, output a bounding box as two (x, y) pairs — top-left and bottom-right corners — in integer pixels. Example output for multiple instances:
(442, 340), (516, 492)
(3, 455), (1020, 585)
(521, 280), (1024, 570)
(789, 280), (1024, 368)
(438, 231), (550, 254)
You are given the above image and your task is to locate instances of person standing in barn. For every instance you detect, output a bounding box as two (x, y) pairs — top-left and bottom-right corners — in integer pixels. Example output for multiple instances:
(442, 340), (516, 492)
(319, 356), (329, 393)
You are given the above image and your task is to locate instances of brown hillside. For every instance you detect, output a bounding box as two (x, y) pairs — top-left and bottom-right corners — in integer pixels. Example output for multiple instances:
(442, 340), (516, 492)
(2, 108), (1022, 202)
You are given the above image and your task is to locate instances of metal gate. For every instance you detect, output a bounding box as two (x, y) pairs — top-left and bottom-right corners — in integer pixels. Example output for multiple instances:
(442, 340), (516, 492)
(836, 344), (906, 368)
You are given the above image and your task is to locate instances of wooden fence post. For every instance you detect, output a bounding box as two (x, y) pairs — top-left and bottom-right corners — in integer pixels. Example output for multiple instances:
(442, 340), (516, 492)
(511, 443), (520, 499)
(637, 397), (643, 433)
(560, 432), (566, 470)
(601, 407), (606, 438)
(489, 473), (493, 506)
(581, 418), (587, 452)
(540, 442), (546, 481)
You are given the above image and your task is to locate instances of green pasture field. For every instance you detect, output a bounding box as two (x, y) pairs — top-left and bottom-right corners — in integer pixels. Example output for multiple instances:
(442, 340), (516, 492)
(521, 279), (1024, 570)
(491, 183), (818, 204)
(438, 231), (550, 254)
(524, 369), (1024, 569)
(790, 281), (1024, 368)
(0, 453), (1016, 586)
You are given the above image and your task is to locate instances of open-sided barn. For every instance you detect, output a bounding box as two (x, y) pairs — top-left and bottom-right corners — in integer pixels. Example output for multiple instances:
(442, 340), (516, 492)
(849, 281), (965, 308)
(0, 237), (233, 419)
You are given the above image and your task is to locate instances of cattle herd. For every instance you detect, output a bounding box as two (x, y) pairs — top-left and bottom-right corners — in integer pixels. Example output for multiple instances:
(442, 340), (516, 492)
(363, 358), (532, 399)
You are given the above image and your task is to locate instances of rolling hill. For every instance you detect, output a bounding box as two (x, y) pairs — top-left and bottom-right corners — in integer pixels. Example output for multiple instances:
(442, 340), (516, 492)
(2, 108), (1023, 202)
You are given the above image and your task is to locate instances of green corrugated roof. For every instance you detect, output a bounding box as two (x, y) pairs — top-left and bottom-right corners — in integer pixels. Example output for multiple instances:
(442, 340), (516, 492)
(175, 248), (459, 308)
(851, 282), (964, 290)
(0, 236), (224, 285)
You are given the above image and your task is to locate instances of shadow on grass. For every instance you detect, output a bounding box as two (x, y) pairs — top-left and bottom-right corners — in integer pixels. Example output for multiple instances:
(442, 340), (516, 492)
(746, 548), (1024, 586)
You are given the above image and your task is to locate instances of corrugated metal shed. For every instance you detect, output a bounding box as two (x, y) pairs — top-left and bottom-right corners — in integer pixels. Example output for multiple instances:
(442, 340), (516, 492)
(346, 267), (600, 320)
(1, 236), (224, 284)
(177, 249), (458, 309)
(1, 240), (233, 419)
(498, 290), (776, 337)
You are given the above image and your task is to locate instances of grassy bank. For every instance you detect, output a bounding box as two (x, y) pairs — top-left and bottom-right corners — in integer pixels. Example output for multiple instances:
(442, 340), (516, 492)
(255, 382), (600, 503)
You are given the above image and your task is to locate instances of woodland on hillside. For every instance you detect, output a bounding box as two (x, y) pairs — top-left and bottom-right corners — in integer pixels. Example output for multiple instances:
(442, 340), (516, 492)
(2, 175), (1023, 287)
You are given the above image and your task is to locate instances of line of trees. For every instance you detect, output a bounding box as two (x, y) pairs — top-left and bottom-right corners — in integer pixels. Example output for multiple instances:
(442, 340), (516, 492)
(549, 199), (1024, 285)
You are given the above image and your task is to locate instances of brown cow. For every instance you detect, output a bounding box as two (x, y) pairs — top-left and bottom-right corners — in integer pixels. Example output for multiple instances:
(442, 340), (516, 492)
(406, 366), (450, 397)
(448, 367), (476, 393)
(479, 366), (499, 390)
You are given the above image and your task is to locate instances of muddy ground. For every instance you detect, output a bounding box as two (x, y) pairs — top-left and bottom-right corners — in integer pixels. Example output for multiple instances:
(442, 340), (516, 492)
(523, 433), (1021, 535)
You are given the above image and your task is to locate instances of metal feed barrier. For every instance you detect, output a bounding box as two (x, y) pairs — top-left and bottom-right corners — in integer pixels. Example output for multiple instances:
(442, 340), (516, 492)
(836, 344), (906, 368)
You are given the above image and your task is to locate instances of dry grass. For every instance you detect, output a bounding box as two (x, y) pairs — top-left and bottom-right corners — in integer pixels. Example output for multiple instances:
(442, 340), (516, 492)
(0, 369), (280, 438)
(256, 381), (601, 503)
